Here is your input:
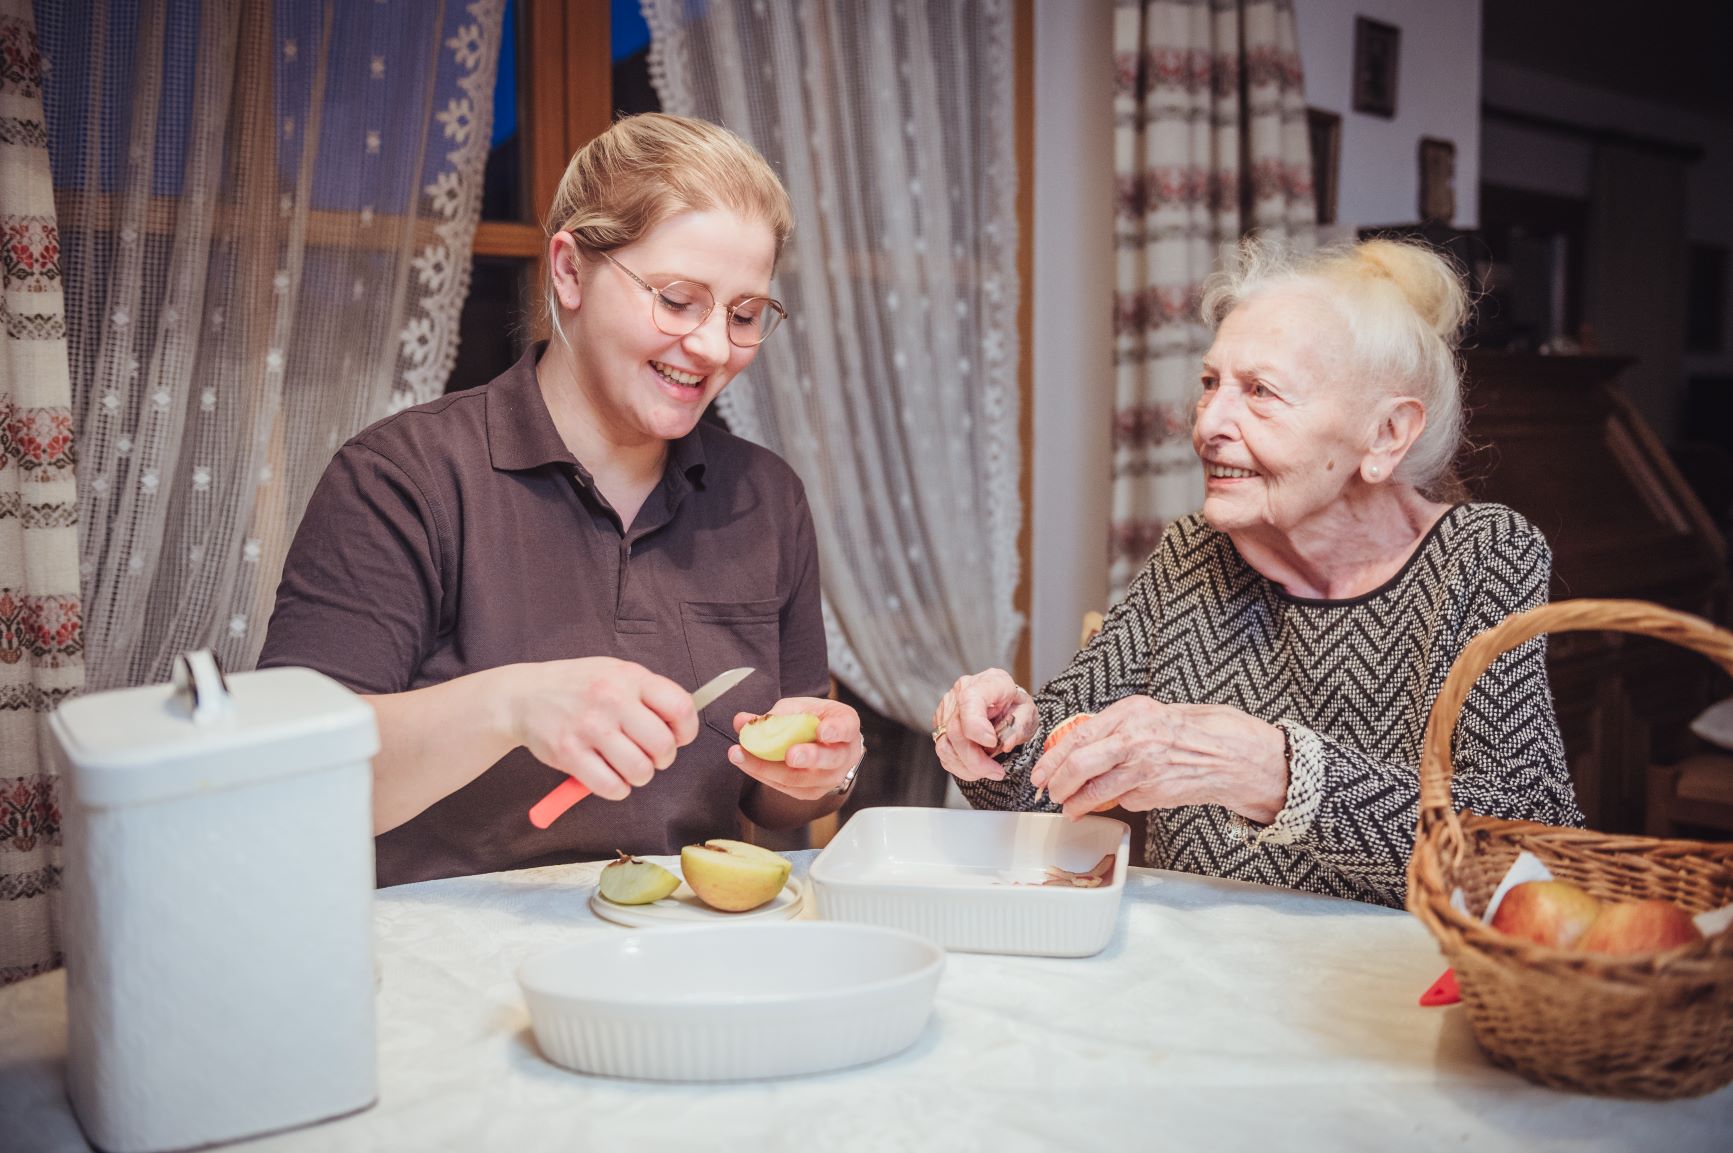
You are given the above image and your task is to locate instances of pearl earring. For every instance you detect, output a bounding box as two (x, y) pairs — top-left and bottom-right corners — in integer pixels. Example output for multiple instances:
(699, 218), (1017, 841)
(1368, 465), (1380, 479)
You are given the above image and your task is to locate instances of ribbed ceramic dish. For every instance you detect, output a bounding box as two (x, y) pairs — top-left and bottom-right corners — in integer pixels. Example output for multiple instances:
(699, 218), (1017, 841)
(809, 808), (1131, 957)
(518, 922), (944, 1081)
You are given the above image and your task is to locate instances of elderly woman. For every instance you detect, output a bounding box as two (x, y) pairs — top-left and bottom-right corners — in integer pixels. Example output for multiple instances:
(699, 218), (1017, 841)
(261, 114), (863, 886)
(932, 238), (1584, 908)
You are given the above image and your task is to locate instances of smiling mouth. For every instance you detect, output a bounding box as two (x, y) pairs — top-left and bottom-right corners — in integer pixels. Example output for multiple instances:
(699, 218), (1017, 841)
(1204, 463), (1257, 479)
(651, 359), (706, 388)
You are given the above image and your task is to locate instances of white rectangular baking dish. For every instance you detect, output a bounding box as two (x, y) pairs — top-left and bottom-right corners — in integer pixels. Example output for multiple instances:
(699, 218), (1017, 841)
(809, 808), (1130, 957)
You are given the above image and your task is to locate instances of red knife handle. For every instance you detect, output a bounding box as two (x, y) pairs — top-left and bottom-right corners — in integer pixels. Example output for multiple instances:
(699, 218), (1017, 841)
(529, 776), (592, 829)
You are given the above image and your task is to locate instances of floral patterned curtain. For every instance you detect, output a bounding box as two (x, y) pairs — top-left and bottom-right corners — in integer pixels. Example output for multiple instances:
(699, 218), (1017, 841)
(1109, 0), (1313, 594)
(1, 0), (82, 985)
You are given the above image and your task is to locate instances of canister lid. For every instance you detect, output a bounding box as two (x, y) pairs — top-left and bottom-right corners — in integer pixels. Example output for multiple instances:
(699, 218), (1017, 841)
(51, 659), (379, 808)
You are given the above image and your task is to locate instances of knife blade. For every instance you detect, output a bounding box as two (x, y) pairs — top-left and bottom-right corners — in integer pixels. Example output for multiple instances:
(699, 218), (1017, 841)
(528, 666), (756, 829)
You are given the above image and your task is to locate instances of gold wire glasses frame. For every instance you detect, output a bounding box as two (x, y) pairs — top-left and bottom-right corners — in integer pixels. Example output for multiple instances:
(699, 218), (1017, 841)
(593, 246), (788, 348)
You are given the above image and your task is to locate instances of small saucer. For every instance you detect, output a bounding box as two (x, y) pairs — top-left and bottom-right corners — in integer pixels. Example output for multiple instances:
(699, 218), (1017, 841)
(588, 855), (804, 927)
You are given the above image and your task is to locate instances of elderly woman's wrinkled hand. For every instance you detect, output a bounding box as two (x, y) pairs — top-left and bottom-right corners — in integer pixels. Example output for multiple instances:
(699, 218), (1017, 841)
(1030, 698), (1289, 824)
(930, 668), (1037, 783)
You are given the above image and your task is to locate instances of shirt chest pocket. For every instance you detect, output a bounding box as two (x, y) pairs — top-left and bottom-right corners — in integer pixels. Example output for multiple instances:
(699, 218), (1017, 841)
(681, 598), (782, 741)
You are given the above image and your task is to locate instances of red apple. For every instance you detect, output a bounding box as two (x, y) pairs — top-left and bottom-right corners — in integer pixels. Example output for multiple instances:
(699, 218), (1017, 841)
(1577, 899), (1704, 955)
(1043, 713), (1094, 755)
(1489, 880), (1602, 948)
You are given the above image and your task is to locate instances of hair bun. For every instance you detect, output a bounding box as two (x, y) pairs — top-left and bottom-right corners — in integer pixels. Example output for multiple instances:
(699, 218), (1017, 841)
(1355, 239), (1468, 345)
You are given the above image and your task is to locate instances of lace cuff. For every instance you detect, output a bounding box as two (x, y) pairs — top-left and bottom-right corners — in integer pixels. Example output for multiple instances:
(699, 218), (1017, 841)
(1229, 719), (1326, 848)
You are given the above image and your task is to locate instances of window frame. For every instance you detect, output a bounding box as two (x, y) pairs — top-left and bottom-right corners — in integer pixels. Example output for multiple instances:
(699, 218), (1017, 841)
(472, 0), (610, 270)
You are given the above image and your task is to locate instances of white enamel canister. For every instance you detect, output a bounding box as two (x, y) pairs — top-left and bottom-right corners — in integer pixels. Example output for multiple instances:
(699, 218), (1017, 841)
(50, 651), (379, 1153)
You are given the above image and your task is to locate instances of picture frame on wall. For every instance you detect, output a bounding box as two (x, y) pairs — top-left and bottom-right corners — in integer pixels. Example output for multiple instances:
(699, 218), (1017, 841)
(1307, 108), (1341, 226)
(1419, 137), (1456, 224)
(1352, 17), (1399, 119)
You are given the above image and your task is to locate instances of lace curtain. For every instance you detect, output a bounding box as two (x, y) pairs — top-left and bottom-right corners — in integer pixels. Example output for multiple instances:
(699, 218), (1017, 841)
(0, 0), (503, 980)
(1109, 0), (1313, 594)
(39, 0), (503, 693)
(1, 0), (82, 986)
(644, 0), (1023, 733)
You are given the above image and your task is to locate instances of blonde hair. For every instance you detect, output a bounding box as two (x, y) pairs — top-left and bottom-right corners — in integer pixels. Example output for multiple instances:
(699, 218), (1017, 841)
(544, 113), (794, 339)
(1199, 236), (1470, 499)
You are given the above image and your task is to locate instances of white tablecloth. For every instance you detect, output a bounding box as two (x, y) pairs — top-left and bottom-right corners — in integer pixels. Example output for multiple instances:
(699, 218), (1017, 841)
(3, 853), (1729, 1152)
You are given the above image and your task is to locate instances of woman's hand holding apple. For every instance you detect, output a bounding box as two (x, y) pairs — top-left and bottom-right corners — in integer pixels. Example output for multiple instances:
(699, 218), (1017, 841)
(727, 697), (863, 801)
(1030, 697), (1288, 823)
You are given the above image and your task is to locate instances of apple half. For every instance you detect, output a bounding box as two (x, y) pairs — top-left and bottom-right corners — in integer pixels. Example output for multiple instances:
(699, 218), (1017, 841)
(680, 839), (793, 912)
(738, 712), (820, 762)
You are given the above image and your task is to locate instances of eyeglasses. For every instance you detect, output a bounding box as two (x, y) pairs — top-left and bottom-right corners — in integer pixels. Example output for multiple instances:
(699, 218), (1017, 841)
(595, 248), (787, 348)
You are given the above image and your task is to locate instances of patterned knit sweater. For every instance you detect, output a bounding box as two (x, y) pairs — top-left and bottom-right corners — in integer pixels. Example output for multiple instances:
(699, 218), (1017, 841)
(960, 503), (1585, 908)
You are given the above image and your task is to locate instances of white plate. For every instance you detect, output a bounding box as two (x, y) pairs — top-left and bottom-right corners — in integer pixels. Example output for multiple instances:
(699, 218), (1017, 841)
(809, 807), (1130, 957)
(587, 855), (804, 927)
(518, 922), (944, 1081)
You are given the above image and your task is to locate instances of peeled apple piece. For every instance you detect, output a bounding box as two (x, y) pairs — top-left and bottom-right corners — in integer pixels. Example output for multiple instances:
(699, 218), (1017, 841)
(738, 712), (821, 762)
(597, 851), (680, 905)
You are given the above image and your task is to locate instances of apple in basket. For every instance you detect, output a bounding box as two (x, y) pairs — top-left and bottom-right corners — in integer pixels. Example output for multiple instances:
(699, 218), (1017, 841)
(1489, 880), (1602, 948)
(680, 839), (793, 912)
(1577, 898), (1704, 955)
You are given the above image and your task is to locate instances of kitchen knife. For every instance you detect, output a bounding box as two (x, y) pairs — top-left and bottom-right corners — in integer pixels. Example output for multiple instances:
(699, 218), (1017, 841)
(527, 666), (755, 830)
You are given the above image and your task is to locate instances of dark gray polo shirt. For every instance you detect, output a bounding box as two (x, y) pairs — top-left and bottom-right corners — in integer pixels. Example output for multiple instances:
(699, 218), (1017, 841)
(259, 344), (828, 887)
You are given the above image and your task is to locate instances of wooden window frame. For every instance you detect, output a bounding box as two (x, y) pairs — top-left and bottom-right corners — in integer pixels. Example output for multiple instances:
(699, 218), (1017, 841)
(472, 0), (611, 269)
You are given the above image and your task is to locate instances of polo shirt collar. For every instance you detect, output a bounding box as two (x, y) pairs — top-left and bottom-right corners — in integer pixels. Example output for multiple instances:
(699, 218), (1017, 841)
(486, 342), (708, 490)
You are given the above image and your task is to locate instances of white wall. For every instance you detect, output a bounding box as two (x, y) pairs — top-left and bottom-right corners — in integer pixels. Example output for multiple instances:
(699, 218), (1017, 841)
(1481, 59), (1733, 383)
(1293, 0), (1482, 230)
(1028, 0), (1114, 686)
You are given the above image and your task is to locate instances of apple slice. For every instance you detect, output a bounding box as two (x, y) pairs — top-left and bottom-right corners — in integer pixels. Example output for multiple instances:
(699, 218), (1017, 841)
(597, 851), (680, 906)
(738, 712), (820, 762)
(680, 839), (793, 912)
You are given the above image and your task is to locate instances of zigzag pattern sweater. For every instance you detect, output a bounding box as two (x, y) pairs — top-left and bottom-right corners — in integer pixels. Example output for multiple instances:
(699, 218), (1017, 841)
(961, 503), (1585, 908)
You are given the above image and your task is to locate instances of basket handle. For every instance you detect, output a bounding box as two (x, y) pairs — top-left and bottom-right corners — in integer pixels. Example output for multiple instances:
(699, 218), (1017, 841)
(1418, 598), (1733, 854)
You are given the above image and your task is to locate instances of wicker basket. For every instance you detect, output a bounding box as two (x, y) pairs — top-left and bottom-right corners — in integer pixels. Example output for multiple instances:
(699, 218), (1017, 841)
(1407, 598), (1733, 1099)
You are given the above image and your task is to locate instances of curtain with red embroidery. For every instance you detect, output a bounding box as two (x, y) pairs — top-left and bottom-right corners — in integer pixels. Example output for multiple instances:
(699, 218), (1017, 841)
(1, 0), (82, 985)
(1109, 0), (1313, 594)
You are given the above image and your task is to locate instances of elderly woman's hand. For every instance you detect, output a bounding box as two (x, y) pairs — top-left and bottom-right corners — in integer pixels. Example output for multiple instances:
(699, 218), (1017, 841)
(728, 697), (864, 801)
(1031, 698), (1289, 823)
(930, 668), (1038, 782)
